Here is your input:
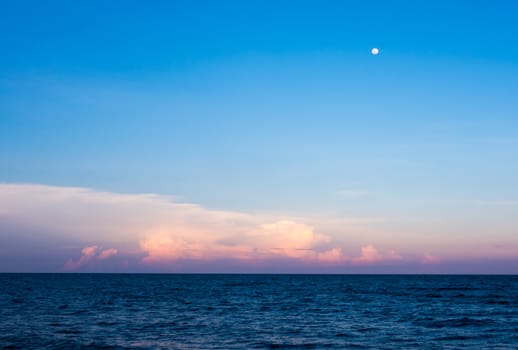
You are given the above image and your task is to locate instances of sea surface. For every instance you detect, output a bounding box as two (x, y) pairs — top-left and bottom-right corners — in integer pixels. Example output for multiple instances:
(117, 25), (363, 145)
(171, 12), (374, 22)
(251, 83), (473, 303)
(1, 274), (517, 349)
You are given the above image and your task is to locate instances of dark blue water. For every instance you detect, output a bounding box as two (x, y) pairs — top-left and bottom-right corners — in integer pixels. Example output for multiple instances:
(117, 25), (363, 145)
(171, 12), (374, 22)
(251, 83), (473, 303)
(1, 274), (517, 349)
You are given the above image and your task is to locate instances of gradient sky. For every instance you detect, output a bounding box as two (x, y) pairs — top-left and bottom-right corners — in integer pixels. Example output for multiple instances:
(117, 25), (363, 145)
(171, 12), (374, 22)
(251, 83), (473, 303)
(1, 0), (517, 273)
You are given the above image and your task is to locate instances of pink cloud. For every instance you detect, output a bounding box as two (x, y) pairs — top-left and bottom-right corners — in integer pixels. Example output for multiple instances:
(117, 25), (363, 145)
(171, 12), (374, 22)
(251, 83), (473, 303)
(352, 244), (382, 264)
(352, 244), (402, 265)
(317, 247), (347, 265)
(0, 183), (448, 271)
(98, 248), (118, 260)
(64, 245), (118, 270)
(422, 253), (441, 265)
(64, 245), (99, 270)
(140, 220), (346, 264)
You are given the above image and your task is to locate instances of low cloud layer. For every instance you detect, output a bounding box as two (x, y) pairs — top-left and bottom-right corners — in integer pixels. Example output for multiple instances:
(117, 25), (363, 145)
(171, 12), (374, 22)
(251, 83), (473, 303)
(1, 183), (516, 273)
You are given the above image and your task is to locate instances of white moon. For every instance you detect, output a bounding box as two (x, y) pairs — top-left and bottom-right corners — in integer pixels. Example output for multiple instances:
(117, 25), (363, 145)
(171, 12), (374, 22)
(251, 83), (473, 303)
(371, 48), (379, 55)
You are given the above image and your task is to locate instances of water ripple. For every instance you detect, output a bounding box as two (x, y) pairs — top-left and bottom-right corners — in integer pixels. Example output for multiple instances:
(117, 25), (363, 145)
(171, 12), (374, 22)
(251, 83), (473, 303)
(1, 274), (517, 349)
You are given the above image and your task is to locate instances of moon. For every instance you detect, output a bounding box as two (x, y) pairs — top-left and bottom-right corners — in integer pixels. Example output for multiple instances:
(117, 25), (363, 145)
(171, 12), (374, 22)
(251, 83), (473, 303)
(371, 48), (380, 55)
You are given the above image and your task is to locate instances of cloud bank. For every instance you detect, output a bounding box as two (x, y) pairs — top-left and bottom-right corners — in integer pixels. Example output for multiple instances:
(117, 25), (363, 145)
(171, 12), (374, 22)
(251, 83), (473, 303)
(1, 183), (380, 271)
(2, 183), (516, 272)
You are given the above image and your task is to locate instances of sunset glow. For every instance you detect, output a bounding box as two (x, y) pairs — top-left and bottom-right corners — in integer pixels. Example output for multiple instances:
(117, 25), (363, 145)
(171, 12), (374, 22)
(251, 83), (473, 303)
(1, 1), (517, 274)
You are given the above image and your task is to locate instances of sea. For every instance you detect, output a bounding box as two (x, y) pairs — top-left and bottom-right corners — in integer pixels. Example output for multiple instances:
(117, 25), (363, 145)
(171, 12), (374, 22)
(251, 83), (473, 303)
(1, 274), (517, 349)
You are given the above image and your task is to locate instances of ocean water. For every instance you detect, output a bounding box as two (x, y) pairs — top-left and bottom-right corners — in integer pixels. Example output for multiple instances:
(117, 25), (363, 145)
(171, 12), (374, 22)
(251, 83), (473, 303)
(1, 274), (517, 349)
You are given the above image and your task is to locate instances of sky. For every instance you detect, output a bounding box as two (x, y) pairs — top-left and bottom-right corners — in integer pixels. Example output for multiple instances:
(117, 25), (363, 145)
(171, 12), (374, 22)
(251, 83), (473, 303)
(1, 0), (517, 273)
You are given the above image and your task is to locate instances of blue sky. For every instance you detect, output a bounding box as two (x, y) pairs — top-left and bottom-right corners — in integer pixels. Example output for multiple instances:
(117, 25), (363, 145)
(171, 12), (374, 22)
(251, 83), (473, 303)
(1, 1), (517, 272)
